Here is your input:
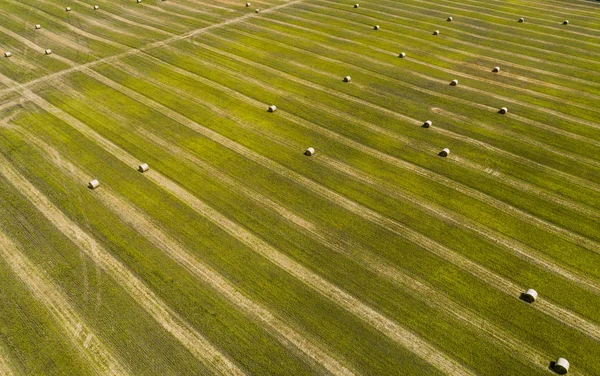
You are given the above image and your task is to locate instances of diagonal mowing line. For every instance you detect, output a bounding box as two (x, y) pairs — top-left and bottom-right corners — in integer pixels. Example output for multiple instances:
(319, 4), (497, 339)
(0, 0), (307, 96)
(0, 150), (244, 375)
(12, 121), (355, 376)
(72, 65), (600, 344)
(0, 231), (130, 375)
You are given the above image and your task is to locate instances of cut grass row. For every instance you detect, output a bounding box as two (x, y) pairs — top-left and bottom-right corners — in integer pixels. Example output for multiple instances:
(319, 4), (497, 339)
(27, 57), (600, 372)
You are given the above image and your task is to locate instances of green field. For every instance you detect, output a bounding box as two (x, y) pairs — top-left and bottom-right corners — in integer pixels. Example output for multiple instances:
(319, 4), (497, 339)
(0, 0), (599, 374)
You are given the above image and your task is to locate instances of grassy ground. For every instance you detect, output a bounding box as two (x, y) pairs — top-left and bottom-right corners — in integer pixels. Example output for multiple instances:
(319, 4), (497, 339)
(0, 0), (599, 374)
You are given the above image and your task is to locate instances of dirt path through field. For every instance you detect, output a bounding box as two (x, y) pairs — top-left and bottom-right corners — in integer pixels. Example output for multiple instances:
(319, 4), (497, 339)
(13, 122), (354, 376)
(0, 230), (129, 375)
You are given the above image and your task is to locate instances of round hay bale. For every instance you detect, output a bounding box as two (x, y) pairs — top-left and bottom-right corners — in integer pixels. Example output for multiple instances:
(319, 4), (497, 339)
(304, 147), (315, 156)
(422, 120), (432, 128)
(399, 52), (406, 58)
(44, 49), (52, 55)
(523, 289), (537, 303)
(4, 51), (12, 58)
(343, 76), (351, 82)
(563, 20), (569, 25)
(518, 17), (525, 23)
(137, 0), (142, 3)
(499, 107), (508, 114)
(35, 24), (41, 29)
(255, 8), (260, 13)
(246, 2), (251, 7)
(354, 4), (359, 8)
(268, 105), (277, 112)
(94, 5), (99, 10)
(433, 30), (440, 35)
(66, 6), (71, 11)
(492, 66), (500, 73)
(438, 148), (450, 157)
(374, 25), (380, 30)
(447, 16), (453, 22)
(450, 79), (458, 86)
(138, 163), (149, 173)
(553, 358), (570, 375)
(88, 179), (100, 189)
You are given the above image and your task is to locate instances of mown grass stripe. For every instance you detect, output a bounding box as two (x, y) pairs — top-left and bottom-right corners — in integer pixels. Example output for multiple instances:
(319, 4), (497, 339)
(0, 230), (130, 375)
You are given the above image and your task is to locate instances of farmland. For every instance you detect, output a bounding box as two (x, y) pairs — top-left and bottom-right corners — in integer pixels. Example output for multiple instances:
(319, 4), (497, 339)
(0, 0), (599, 374)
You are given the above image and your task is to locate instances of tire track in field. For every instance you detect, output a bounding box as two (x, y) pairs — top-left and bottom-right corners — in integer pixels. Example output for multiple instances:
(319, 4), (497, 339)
(72, 64), (600, 344)
(13, 120), (354, 376)
(0, 230), (129, 375)
(267, 10), (600, 91)
(72, 68), (475, 376)
(0, 0), (306, 96)
(136, 127), (557, 374)
(303, 2), (600, 69)
(0, 91), (244, 376)
(111, 54), (600, 296)
(182, 40), (600, 254)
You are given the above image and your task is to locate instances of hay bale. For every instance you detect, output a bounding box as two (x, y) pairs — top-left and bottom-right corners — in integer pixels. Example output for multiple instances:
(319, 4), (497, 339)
(137, 0), (142, 3)
(4, 51), (12, 58)
(492, 66), (500, 73)
(66, 6), (71, 11)
(255, 8), (260, 13)
(422, 120), (432, 128)
(374, 25), (380, 30)
(88, 179), (100, 189)
(268, 105), (277, 112)
(138, 163), (149, 173)
(343, 76), (351, 82)
(246, 2), (251, 6)
(433, 30), (440, 35)
(447, 16), (453, 22)
(35, 24), (41, 29)
(304, 147), (315, 156)
(553, 358), (570, 375)
(44, 49), (52, 55)
(450, 79), (458, 86)
(518, 17), (524, 23)
(523, 289), (537, 303)
(499, 107), (508, 114)
(354, 4), (359, 8)
(438, 148), (450, 157)
(563, 20), (569, 25)
(94, 5), (99, 10)
(399, 52), (406, 58)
